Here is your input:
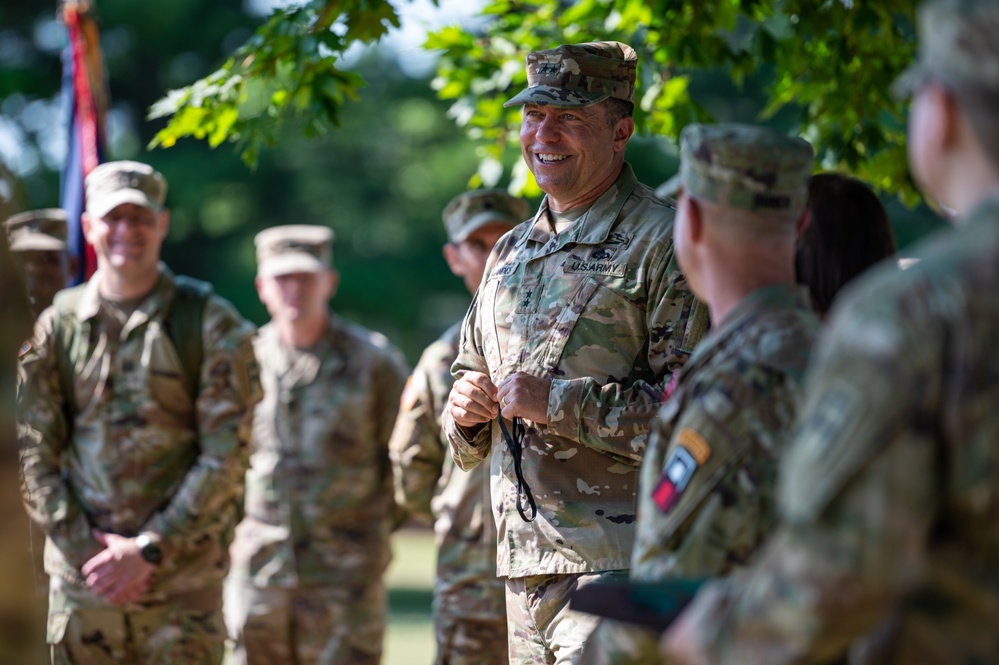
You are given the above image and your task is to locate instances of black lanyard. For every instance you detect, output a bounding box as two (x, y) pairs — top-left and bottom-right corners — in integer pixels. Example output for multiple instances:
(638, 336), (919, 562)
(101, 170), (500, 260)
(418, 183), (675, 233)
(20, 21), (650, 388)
(498, 415), (537, 522)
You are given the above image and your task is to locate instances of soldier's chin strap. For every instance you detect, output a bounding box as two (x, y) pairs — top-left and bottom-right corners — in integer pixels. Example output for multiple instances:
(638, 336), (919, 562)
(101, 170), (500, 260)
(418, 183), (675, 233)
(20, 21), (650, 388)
(499, 415), (537, 522)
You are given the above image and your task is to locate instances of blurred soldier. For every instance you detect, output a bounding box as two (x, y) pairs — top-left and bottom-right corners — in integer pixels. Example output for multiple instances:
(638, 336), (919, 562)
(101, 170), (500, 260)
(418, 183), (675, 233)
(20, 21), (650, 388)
(390, 190), (527, 665)
(226, 225), (408, 665)
(4, 209), (76, 317)
(576, 124), (819, 665)
(443, 41), (708, 664)
(1, 231), (45, 664)
(5, 208), (76, 604)
(17, 160), (261, 664)
(663, 0), (999, 663)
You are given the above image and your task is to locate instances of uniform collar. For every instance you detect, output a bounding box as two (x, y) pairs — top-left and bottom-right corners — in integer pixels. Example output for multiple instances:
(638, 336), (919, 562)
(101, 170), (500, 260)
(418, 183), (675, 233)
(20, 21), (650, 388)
(515, 163), (640, 253)
(75, 262), (174, 326)
(681, 283), (811, 378)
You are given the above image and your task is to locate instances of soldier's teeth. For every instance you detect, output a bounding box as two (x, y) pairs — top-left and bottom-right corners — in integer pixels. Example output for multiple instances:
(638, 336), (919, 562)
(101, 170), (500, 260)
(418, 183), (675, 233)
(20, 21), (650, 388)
(538, 154), (567, 162)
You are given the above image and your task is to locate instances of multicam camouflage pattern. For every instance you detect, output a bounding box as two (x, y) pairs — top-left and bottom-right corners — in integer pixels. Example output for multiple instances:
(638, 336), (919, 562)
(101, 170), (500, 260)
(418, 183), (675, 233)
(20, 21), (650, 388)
(660, 124), (814, 212)
(577, 285), (819, 665)
(443, 190), (530, 244)
(225, 579), (386, 665)
(4, 209), (68, 252)
(505, 571), (627, 665)
(18, 266), (258, 590)
(504, 41), (637, 108)
(17, 266), (259, 659)
(254, 224), (334, 277)
(388, 322), (508, 663)
(444, 163), (708, 580)
(680, 191), (999, 663)
(0, 234), (46, 665)
(48, 576), (225, 665)
(894, 0), (999, 95)
(226, 314), (406, 660)
(85, 160), (167, 218)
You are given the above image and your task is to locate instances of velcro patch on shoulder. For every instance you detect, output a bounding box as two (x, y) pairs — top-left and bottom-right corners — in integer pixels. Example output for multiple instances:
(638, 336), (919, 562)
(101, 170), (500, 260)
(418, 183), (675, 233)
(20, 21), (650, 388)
(652, 445), (696, 514)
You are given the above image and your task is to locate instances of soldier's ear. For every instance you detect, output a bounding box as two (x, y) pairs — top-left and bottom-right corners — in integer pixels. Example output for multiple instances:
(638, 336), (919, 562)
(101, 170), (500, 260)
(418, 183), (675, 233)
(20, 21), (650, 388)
(326, 268), (340, 301)
(685, 196), (705, 245)
(442, 243), (463, 278)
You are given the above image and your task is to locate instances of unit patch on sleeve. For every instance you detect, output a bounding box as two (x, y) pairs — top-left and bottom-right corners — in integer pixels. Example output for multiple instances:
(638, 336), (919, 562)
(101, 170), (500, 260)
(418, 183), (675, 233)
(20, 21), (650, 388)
(651, 428), (712, 514)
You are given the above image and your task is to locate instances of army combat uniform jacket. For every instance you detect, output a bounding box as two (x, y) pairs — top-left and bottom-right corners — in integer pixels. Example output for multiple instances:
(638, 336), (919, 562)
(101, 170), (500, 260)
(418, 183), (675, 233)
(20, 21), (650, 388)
(229, 314), (408, 588)
(632, 284), (819, 581)
(444, 164), (707, 579)
(390, 321), (505, 620)
(680, 192), (999, 664)
(18, 267), (260, 599)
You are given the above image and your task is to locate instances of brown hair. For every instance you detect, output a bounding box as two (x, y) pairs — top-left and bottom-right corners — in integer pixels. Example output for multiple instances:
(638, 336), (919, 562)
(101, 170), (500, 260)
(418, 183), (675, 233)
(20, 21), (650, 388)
(795, 173), (898, 316)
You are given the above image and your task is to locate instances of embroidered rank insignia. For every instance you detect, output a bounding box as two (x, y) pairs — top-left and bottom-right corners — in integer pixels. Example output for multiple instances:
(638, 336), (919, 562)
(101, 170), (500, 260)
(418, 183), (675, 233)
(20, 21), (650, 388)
(651, 428), (712, 514)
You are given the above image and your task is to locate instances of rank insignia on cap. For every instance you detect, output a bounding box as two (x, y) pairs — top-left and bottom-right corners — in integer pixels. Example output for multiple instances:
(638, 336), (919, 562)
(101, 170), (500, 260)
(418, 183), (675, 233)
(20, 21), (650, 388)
(651, 428), (712, 514)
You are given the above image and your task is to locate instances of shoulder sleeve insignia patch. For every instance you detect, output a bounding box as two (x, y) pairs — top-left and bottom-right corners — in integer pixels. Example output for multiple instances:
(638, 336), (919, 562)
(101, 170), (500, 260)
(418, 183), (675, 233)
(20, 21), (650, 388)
(676, 427), (711, 463)
(651, 428), (712, 514)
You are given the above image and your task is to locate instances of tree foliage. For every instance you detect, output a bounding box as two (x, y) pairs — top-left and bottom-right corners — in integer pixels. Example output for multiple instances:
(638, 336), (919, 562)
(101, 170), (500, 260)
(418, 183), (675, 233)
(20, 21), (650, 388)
(148, 0), (920, 200)
(148, 0), (403, 167)
(428, 0), (919, 202)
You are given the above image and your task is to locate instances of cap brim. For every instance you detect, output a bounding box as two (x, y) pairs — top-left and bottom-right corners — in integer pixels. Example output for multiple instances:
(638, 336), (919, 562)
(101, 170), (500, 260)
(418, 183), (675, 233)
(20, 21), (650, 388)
(503, 86), (609, 108)
(655, 173), (683, 200)
(87, 189), (161, 219)
(450, 214), (519, 244)
(10, 236), (68, 252)
(258, 253), (327, 278)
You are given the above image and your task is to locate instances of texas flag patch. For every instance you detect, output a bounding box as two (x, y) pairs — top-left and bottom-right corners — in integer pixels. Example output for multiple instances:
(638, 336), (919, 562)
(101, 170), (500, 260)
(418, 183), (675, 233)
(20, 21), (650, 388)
(651, 428), (712, 514)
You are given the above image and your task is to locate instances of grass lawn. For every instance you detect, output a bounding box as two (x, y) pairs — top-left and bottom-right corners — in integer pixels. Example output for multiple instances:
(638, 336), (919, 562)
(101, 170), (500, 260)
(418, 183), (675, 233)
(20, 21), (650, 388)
(384, 527), (436, 665)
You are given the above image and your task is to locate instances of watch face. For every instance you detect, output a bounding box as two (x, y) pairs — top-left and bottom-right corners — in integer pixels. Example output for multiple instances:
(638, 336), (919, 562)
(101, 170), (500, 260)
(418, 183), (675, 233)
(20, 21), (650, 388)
(137, 535), (163, 565)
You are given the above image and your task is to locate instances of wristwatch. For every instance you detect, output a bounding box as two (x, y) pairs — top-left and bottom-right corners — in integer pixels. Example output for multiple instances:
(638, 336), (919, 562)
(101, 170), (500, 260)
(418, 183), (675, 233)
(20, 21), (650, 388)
(135, 533), (163, 565)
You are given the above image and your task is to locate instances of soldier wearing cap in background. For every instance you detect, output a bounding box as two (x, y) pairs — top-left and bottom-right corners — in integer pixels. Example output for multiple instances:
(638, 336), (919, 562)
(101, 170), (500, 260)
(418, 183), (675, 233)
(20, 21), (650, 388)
(389, 189), (528, 665)
(663, 0), (999, 663)
(0, 229), (44, 664)
(443, 41), (707, 664)
(4, 209), (76, 318)
(17, 160), (261, 664)
(225, 225), (408, 665)
(575, 123), (819, 665)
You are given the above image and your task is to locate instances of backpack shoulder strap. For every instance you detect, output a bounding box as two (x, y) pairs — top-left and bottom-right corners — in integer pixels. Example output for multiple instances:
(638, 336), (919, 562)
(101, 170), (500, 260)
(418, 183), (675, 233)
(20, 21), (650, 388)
(51, 284), (88, 419)
(164, 275), (212, 399)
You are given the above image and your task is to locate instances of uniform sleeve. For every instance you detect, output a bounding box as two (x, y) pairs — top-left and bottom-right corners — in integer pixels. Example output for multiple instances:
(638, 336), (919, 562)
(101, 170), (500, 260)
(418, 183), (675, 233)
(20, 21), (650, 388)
(388, 351), (447, 525)
(140, 297), (262, 553)
(443, 291), (494, 471)
(17, 308), (103, 571)
(639, 402), (763, 579)
(546, 241), (708, 463)
(678, 302), (940, 665)
(374, 346), (410, 531)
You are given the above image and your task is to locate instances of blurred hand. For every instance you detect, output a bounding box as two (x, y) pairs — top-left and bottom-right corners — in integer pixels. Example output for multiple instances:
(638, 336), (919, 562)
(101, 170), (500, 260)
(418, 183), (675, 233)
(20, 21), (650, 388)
(660, 592), (715, 665)
(448, 371), (499, 430)
(497, 372), (552, 424)
(81, 530), (155, 606)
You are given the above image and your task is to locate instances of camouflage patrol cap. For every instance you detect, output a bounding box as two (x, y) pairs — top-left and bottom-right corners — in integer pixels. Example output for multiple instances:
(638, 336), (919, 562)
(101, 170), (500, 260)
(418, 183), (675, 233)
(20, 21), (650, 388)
(442, 189), (528, 244)
(255, 224), (334, 277)
(658, 123), (814, 212)
(85, 160), (168, 219)
(893, 0), (999, 97)
(504, 41), (637, 108)
(4, 208), (69, 252)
